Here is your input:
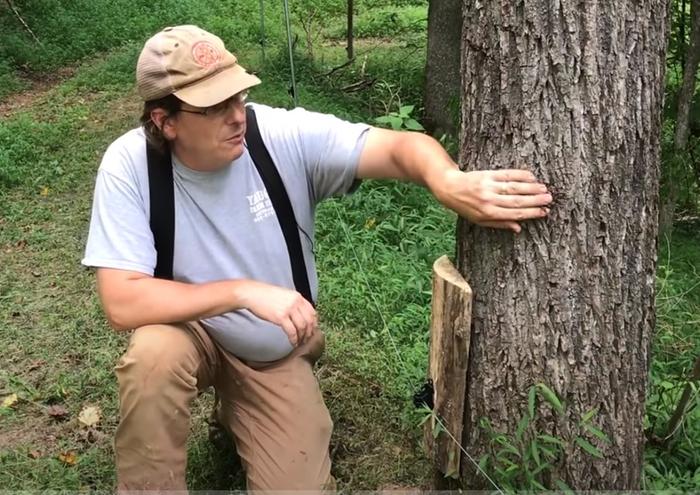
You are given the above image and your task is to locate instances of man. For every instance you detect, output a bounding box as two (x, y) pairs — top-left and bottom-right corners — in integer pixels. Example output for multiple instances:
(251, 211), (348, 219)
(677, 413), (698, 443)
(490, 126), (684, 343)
(83, 25), (552, 492)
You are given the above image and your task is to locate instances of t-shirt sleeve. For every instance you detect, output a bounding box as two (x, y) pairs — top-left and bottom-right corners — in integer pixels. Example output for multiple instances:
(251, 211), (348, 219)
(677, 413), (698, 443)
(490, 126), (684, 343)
(82, 143), (156, 275)
(263, 105), (370, 203)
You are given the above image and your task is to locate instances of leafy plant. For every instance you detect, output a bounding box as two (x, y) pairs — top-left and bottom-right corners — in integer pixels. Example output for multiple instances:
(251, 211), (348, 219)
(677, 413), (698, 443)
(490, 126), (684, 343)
(374, 104), (424, 131)
(473, 383), (610, 492)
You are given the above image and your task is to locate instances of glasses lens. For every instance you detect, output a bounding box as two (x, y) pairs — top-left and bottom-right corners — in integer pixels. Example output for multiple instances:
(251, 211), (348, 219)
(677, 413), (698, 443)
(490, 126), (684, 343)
(208, 91), (248, 117)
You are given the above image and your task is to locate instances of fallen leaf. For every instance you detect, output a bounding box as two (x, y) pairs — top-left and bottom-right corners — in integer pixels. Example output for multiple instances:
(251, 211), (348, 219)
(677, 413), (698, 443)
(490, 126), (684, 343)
(47, 404), (69, 419)
(1, 393), (18, 408)
(78, 405), (101, 427)
(58, 451), (78, 466)
(40, 186), (50, 196)
(28, 450), (41, 459)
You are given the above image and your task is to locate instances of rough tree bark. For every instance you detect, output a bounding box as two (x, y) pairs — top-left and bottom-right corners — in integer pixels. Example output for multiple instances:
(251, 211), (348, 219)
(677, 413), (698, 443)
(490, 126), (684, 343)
(423, 0), (461, 137)
(456, 0), (669, 490)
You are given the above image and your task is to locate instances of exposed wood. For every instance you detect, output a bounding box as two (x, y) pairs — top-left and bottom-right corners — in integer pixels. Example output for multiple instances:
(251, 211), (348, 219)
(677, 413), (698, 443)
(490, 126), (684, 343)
(457, 0), (669, 489)
(424, 255), (472, 480)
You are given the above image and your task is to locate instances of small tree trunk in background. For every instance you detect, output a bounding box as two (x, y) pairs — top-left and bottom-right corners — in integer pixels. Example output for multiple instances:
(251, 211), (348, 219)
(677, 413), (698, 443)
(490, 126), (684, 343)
(679, 0), (687, 67)
(346, 0), (354, 60)
(457, 0), (669, 489)
(674, 0), (700, 149)
(423, 0), (461, 137)
(661, 0), (700, 235)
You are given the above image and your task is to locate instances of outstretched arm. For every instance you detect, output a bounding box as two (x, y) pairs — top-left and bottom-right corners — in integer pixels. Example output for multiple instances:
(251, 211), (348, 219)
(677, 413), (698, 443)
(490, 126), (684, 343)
(357, 127), (552, 233)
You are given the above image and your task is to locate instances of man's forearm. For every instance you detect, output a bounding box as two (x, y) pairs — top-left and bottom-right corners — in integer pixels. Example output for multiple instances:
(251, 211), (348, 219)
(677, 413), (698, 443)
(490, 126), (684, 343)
(97, 270), (248, 331)
(358, 128), (457, 193)
(389, 131), (458, 190)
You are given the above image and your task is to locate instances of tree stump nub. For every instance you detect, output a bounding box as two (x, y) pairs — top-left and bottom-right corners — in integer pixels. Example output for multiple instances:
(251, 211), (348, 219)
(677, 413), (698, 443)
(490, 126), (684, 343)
(424, 255), (472, 480)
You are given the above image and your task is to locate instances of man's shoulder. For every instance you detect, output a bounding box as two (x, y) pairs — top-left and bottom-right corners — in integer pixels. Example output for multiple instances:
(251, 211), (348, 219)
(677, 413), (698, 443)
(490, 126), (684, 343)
(98, 127), (148, 184)
(248, 102), (364, 138)
(105, 127), (146, 158)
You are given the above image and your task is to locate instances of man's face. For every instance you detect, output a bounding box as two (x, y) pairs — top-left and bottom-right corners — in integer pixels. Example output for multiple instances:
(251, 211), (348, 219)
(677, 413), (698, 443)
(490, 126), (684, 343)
(164, 91), (249, 171)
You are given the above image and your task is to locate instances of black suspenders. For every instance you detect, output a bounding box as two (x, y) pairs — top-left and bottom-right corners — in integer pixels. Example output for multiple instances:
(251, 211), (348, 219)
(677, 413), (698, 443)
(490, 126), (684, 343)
(146, 106), (314, 304)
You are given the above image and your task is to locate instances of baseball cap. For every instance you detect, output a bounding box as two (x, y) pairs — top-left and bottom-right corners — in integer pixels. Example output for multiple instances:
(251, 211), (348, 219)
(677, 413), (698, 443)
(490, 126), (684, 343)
(136, 25), (261, 107)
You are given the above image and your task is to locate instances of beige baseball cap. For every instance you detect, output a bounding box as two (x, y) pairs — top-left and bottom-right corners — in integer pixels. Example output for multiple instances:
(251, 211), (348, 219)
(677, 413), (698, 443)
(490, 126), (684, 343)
(136, 25), (261, 107)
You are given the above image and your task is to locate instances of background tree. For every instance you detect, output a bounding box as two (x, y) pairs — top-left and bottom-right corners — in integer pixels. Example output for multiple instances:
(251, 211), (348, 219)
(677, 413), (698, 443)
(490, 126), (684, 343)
(456, 0), (669, 489)
(423, 0), (461, 137)
(674, 0), (700, 150)
(347, 0), (354, 60)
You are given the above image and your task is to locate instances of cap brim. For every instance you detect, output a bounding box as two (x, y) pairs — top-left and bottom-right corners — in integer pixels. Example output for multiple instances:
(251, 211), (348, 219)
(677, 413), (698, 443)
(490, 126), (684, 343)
(174, 63), (261, 107)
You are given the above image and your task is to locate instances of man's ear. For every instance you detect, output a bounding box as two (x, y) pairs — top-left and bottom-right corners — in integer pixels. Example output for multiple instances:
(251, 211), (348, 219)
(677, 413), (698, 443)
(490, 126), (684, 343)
(151, 108), (177, 140)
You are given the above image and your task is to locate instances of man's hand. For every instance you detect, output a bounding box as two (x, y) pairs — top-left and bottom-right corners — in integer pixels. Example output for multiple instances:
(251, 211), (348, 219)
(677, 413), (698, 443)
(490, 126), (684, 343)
(431, 168), (552, 233)
(239, 281), (318, 347)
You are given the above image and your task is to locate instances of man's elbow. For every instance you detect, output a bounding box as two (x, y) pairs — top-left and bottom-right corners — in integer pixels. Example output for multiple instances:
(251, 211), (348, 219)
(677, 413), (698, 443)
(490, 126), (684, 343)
(102, 302), (135, 332)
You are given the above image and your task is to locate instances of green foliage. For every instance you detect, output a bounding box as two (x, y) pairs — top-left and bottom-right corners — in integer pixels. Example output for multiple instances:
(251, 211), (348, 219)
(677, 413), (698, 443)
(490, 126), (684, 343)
(0, 60), (24, 100)
(476, 384), (610, 492)
(0, 0), (270, 92)
(644, 226), (700, 492)
(326, 4), (427, 39)
(375, 104), (424, 131)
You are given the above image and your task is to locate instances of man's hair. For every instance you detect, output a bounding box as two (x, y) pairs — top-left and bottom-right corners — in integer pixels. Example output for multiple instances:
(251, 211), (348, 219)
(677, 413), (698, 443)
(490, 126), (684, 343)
(140, 94), (182, 153)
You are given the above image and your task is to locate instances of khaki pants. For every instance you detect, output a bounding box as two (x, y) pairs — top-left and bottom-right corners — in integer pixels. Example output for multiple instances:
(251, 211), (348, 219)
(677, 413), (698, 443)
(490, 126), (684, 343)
(114, 321), (334, 492)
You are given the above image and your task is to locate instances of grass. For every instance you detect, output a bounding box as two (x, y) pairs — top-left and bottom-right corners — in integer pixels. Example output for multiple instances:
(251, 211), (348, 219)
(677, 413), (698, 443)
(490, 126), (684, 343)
(1, 0), (699, 491)
(0, 18), (436, 490)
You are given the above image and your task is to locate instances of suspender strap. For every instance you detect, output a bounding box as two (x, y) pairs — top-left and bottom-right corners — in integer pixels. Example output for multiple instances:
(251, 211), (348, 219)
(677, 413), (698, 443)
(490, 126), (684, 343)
(245, 106), (314, 305)
(146, 141), (175, 280)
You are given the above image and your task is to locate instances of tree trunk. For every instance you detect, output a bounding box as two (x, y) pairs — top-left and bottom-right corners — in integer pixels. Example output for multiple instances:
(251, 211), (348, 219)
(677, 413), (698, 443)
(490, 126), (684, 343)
(456, 0), (669, 490)
(674, 0), (700, 149)
(423, 0), (461, 137)
(347, 0), (354, 60)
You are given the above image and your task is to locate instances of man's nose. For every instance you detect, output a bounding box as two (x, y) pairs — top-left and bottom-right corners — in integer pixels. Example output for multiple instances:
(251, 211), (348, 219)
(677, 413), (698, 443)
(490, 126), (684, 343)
(225, 103), (246, 125)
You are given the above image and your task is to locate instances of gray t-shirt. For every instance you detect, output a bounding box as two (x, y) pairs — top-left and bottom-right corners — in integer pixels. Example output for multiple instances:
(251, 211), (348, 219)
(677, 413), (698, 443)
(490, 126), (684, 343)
(83, 103), (370, 361)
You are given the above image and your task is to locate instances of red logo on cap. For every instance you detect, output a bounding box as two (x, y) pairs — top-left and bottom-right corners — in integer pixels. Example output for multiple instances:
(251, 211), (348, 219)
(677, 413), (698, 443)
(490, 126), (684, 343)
(192, 41), (222, 68)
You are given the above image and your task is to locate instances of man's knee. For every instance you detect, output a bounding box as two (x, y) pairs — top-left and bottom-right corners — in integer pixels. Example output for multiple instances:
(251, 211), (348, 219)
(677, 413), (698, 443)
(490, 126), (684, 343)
(116, 324), (200, 394)
(247, 408), (334, 491)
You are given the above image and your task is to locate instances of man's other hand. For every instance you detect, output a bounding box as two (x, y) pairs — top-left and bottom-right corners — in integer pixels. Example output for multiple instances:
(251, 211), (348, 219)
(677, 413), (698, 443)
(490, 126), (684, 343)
(240, 281), (318, 347)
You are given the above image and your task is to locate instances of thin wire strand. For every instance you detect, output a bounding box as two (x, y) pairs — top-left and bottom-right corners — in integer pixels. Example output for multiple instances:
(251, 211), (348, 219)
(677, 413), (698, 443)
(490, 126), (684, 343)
(432, 414), (506, 495)
(332, 201), (409, 375)
(329, 199), (505, 495)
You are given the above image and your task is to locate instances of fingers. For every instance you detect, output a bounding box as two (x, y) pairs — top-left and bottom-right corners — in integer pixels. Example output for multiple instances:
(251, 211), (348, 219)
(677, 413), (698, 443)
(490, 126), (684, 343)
(280, 317), (299, 347)
(290, 305), (317, 344)
(490, 169), (539, 183)
(492, 181), (549, 196)
(282, 296), (316, 347)
(491, 192), (553, 208)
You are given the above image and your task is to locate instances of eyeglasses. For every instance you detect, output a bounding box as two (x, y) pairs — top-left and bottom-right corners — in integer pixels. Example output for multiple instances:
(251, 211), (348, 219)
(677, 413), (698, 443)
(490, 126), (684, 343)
(179, 91), (249, 118)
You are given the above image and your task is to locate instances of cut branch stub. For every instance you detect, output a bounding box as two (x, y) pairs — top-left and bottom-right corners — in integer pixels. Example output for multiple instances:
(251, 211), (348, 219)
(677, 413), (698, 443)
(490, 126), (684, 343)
(424, 255), (473, 479)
